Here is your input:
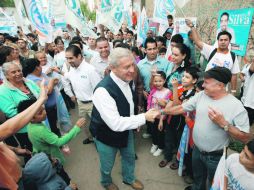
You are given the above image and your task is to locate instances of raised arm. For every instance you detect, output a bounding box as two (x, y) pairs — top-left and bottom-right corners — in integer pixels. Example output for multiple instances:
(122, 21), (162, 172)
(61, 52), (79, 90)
(185, 19), (204, 50)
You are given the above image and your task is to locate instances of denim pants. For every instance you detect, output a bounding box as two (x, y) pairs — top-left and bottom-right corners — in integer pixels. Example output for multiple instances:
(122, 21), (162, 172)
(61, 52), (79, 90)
(94, 131), (135, 187)
(192, 146), (222, 190)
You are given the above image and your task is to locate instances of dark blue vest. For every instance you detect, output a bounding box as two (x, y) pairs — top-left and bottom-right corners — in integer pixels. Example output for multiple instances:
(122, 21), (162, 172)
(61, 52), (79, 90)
(89, 75), (132, 148)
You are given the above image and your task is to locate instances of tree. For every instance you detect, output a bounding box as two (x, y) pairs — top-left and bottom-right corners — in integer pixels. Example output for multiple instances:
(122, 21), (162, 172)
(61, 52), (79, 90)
(0, 0), (15, 7)
(80, 2), (96, 22)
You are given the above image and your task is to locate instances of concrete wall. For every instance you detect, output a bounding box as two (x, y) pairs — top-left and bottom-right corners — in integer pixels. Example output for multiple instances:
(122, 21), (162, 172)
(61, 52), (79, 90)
(145, 0), (254, 57)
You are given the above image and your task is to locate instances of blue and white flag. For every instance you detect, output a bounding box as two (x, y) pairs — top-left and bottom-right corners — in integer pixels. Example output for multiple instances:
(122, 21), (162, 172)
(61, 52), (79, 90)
(153, 0), (175, 24)
(137, 7), (149, 45)
(23, 0), (51, 43)
(97, 0), (124, 35)
(65, 0), (97, 38)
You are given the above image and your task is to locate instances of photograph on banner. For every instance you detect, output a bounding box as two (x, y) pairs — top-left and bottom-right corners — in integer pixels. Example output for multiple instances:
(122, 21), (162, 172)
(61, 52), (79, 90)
(172, 17), (197, 40)
(217, 8), (254, 56)
(0, 8), (18, 36)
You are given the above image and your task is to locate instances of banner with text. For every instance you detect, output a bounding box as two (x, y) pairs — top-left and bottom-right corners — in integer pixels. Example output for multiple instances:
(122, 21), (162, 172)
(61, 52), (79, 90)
(217, 8), (254, 56)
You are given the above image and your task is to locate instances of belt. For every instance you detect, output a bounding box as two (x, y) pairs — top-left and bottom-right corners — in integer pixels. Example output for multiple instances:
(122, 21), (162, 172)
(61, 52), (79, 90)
(200, 149), (223, 156)
(80, 100), (92, 104)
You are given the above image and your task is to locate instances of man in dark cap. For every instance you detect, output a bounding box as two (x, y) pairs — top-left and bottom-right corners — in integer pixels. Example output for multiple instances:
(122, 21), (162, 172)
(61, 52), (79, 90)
(158, 67), (252, 190)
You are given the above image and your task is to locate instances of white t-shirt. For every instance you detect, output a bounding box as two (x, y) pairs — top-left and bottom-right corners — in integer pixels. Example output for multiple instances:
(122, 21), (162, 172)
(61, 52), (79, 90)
(201, 43), (240, 74)
(226, 153), (254, 190)
(241, 67), (254, 109)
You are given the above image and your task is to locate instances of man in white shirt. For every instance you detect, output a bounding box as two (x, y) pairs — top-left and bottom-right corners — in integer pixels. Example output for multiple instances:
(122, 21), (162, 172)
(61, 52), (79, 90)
(83, 37), (99, 63)
(90, 48), (158, 190)
(90, 37), (110, 80)
(185, 19), (240, 95)
(63, 45), (101, 144)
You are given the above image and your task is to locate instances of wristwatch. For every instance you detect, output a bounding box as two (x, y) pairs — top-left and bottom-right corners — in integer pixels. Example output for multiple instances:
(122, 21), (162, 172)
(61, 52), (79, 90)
(224, 125), (229, 131)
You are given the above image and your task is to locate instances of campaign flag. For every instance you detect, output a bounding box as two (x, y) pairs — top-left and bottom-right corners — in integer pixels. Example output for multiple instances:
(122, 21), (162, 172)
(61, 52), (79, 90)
(172, 17), (197, 40)
(0, 8), (17, 36)
(13, 0), (31, 33)
(217, 8), (254, 56)
(23, 0), (51, 43)
(65, 0), (97, 38)
(137, 7), (149, 45)
(177, 125), (189, 176)
(97, 0), (124, 35)
(43, 0), (66, 29)
(153, 0), (175, 24)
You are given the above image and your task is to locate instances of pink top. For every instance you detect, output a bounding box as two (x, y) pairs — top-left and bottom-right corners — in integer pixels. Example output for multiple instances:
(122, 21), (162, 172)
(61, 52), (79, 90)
(147, 87), (171, 110)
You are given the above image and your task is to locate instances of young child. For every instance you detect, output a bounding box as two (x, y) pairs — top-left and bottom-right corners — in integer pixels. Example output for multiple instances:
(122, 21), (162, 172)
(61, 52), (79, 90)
(147, 71), (171, 156)
(176, 67), (200, 185)
(17, 98), (85, 165)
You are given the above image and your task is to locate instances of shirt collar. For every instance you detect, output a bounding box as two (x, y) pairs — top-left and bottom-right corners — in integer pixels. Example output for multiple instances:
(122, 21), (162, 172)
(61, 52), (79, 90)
(110, 72), (129, 88)
(144, 55), (160, 64)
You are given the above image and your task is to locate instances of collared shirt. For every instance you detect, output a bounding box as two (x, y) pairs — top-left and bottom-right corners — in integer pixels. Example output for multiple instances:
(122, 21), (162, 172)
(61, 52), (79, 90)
(63, 59), (100, 101)
(138, 56), (173, 92)
(92, 72), (146, 132)
(83, 45), (99, 60)
(90, 55), (109, 79)
(54, 51), (66, 70)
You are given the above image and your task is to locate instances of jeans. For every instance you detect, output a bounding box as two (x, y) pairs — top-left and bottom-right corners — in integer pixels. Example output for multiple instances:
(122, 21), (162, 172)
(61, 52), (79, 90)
(94, 131), (135, 187)
(192, 146), (222, 190)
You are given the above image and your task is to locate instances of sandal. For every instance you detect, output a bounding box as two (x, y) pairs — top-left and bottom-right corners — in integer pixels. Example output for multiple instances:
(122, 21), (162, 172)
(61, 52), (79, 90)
(170, 162), (179, 170)
(159, 160), (169, 168)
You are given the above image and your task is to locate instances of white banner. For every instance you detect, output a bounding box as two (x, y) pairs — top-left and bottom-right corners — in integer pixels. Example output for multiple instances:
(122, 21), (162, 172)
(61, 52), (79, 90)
(0, 8), (18, 36)
(153, 0), (175, 24)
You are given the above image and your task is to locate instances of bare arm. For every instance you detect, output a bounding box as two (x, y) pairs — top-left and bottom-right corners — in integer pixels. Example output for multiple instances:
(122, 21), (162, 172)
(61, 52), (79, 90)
(163, 101), (185, 115)
(185, 19), (204, 50)
(208, 107), (253, 144)
(0, 80), (48, 141)
(223, 176), (228, 190)
(230, 74), (237, 93)
(250, 58), (254, 72)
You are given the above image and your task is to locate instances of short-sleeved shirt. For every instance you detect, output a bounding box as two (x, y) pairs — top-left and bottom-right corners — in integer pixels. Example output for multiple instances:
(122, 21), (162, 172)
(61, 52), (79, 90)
(182, 91), (249, 152)
(226, 153), (254, 190)
(241, 68), (254, 109)
(138, 56), (173, 92)
(201, 43), (240, 74)
(90, 55), (109, 80)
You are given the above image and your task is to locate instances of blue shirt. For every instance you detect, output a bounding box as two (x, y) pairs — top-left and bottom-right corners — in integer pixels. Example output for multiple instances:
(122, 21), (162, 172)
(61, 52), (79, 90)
(138, 56), (173, 92)
(26, 73), (57, 108)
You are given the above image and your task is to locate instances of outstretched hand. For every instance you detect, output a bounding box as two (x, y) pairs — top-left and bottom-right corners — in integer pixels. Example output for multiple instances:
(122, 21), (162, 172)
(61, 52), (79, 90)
(145, 108), (160, 122)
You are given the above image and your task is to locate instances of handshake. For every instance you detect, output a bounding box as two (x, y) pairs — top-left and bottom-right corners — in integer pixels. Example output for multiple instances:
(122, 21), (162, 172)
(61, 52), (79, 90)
(144, 108), (161, 122)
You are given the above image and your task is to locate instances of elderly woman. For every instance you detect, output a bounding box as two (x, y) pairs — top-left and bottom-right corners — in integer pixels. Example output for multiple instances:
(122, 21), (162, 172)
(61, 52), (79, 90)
(0, 62), (40, 162)
(23, 58), (61, 137)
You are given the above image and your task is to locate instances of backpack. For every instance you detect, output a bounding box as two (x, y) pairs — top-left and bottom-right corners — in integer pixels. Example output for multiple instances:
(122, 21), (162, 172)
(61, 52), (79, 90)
(208, 48), (236, 63)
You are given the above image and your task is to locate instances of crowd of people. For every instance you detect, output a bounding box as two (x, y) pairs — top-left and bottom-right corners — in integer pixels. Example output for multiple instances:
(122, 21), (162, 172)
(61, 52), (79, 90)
(0, 13), (254, 190)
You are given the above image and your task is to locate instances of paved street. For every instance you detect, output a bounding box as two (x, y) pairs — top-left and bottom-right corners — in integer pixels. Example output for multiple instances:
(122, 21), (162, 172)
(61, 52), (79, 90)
(64, 108), (187, 190)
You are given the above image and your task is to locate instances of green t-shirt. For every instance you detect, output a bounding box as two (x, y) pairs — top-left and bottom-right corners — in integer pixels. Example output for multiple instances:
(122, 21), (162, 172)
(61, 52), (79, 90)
(27, 123), (80, 164)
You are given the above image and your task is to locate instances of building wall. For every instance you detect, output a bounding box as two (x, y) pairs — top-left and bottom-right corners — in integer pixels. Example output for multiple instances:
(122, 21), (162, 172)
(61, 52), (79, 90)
(145, 0), (254, 55)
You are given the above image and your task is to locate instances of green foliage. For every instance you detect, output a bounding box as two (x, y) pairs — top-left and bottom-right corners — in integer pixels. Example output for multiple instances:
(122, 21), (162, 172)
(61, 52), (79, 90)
(0, 0), (15, 7)
(80, 1), (96, 22)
